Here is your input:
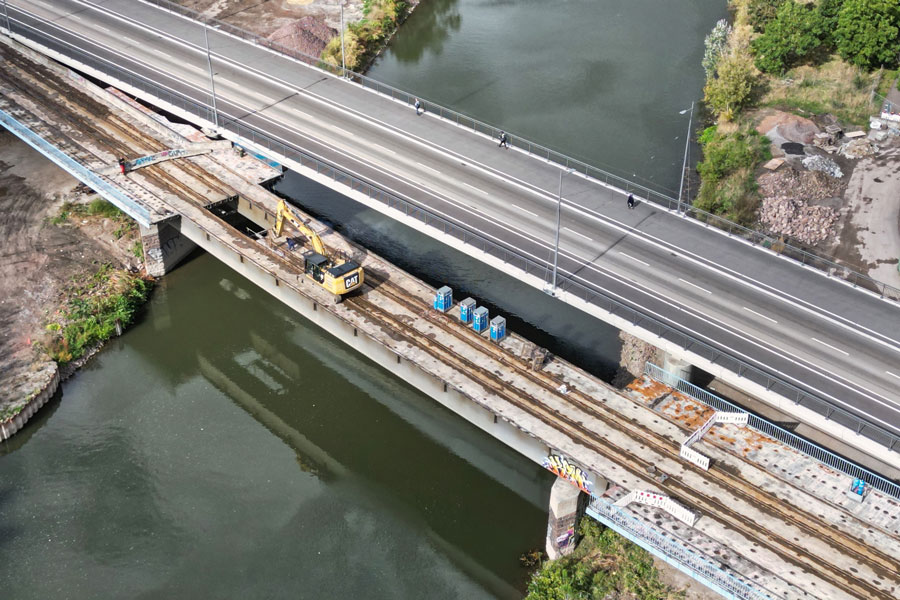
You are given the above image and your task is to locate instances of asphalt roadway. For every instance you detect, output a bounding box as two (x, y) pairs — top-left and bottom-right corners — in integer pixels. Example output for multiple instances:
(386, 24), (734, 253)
(5, 0), (900, 447)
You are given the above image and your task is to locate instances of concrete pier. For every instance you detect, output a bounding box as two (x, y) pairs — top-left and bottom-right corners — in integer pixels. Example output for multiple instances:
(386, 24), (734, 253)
(545, 479), (586, 560)
(140, 218), (196, 277)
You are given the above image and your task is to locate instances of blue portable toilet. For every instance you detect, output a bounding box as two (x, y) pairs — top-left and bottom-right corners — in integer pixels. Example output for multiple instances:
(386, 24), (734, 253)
(459, 298), (476, 324)
(434, 286), (453, 312)
(490, 316), (506, 342)
(473, 307), (489, 333)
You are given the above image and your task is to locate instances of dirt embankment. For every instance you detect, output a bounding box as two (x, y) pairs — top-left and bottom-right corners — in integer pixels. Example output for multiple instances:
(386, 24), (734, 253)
(0, 130), (144, 432)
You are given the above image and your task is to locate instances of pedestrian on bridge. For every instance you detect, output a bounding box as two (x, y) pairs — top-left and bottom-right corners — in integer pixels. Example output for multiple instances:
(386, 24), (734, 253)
(627, 194), (635, 209)
(414, 98), (422, 116)
(498, 131), (510, 149)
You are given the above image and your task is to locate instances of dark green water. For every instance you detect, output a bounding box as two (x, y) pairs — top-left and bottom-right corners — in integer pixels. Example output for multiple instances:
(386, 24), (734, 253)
(1, 2), (725, 597)
(0, 255), (551, 598)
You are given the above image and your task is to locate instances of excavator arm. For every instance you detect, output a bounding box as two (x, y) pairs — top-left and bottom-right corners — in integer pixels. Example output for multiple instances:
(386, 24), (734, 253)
(274, 199), (327, 256)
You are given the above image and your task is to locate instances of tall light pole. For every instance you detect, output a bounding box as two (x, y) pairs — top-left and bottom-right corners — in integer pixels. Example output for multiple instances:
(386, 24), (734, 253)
(203, 23), (219, 129)
(339, 1), (346, 77)
(3, 0), (11, 37)
(677, 101), (694, 215)
(549, 168), (573, 296)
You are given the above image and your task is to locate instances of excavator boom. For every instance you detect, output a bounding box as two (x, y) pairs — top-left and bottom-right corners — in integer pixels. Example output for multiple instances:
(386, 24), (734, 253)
(274, 199), (326, 255)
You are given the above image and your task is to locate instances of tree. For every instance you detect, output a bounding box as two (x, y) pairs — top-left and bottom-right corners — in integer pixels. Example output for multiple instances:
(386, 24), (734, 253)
(835, 0), (900, 69)
(751, 0), (826, 74)
(704, 50), (757, 120)
(703, 19), (733, 79)
(746, 0), (787, 33)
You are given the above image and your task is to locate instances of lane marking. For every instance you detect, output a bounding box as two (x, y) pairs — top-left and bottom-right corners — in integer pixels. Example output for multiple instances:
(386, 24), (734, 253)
(743, 306), (777, 324)
(886, 371), (900, 381)
(371, 142), (396, 155)
(157, 51), (172, 59)
(563, 227), (592, 242)
(332, 125), (352, 137)
(464, 182), (489, 196)
(811, 337), (850, 357)
(512, 204), (538, 217)
(293, 108), (312, 119)
(619, 252), (649, 267)
(184, 63), (205, 73)
(122, 36), (140, 45)
(95, 24), (109, 33)
(70, 14), (83, 20)
(416, 162), (441, 175)
(679, 278), (712, 294)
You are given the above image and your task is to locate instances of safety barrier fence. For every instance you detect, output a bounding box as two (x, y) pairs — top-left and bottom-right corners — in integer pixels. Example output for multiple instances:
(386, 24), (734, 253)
(135, 0), (900, 301)
(0, 107), (153, 227)
(586, 494), (773, 599)
(5, 16), (899, 455)
(644, 362), (900, 500)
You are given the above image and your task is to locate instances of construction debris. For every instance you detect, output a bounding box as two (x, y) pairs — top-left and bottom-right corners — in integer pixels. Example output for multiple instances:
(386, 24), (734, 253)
(801, 155), (843, 178)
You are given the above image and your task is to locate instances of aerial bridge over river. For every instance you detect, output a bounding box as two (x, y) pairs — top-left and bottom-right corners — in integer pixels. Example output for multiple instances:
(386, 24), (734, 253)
(2, 12), (900, 600)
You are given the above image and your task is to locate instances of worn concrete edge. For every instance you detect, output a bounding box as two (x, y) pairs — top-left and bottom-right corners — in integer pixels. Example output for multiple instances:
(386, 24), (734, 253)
(0, 366), (59, 440)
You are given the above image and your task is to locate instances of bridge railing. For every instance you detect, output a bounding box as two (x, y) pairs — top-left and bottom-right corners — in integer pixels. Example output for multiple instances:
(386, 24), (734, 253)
(132, 0), (898, 301)
(8, 15), (900, 455)
(644, 362), (900, 500)
(0, 107), (153, 228)
(586, 494), (773, 599)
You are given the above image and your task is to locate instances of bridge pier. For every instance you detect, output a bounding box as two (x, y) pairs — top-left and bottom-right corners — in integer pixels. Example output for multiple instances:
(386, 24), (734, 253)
(545, 479), (587, 560)
(140, 218), (196, 277)
(661, 351), (693, 384)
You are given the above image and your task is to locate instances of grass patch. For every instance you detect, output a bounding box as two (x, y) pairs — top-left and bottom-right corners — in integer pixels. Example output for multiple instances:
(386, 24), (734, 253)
(320, 0), (409, 72)
(525, 519), (685, 600)
(759, 58), (878, 126)
(694, 124), (769, 226)
(43, 264), (152, 364)
(131, 240), (144, 259)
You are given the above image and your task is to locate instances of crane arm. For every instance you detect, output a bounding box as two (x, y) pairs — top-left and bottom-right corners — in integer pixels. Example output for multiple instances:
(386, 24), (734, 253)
(274, 199), (327, 256)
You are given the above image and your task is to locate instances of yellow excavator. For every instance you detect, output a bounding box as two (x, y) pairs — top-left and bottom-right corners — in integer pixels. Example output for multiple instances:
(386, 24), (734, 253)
(272, 199), (364, 301)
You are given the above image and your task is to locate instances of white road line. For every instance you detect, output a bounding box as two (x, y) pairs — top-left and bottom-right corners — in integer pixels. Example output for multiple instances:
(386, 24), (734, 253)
(563, 227), (592, 242)
(184, 63), (205, 73)
(70, 14), (83, 20)
(332, 126), (352, 137)
(743, 306), (777, 324)
(512, 204), (538, 217)
(464, 182), (489, 195)
(416, 162), (441, 175)
(157, 51), (172, 59)
(122, 36), (139, 45)
(371, 142), (396, 155)
(33, 0), (51, 7)
(811, 337), (850, 357)
(293, 109), (312, 119)
(679, 278), (712, 294)
(95, 25), (109, 33)
(619, 252), (649, 267)
(886, 371), (900, 381)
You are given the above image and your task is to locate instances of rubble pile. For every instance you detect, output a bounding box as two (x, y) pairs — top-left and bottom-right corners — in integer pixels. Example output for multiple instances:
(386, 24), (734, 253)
(801, 155), (843, 178)
(840, 138), (876, 159)
(758, 170), (841, 245)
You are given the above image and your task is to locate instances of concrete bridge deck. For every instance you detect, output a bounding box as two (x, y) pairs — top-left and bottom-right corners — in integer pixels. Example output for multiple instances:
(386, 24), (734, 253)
(4, 0), (899, 463)
(2, 37), (899, 600)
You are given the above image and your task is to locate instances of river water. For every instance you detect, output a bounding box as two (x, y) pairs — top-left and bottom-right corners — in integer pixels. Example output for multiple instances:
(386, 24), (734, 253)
(1, 1), (725, 597)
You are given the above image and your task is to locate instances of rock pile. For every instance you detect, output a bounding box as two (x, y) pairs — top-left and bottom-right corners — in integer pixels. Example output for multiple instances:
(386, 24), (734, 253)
(268, 17), (337, 59)
(801, 155), (843, 178)
(840, 138), (875, 159)
(758, 170), (841, 246)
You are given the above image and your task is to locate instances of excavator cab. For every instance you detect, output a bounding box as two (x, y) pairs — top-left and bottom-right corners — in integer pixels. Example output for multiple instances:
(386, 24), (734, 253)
(305, 253), (328, 284)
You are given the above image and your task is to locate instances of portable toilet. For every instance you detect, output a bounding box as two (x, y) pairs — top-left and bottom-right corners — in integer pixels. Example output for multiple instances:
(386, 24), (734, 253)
(433, 286), (452, 312)
(459, 298), (476, 324)
(490, 316), (506, 342)
(472, 307), (489, 333)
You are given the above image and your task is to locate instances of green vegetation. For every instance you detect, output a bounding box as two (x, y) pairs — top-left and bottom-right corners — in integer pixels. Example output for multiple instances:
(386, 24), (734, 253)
(50, 198), (127, 225)
(834, 0), (900, 69)
(524, 519), (684, 600)
(44, 264), (151, 364)
(131, 239), (144, 259)
(320, 0), (410, 72)
(752, 1), (826, 74)
(695, 125), (770, 225)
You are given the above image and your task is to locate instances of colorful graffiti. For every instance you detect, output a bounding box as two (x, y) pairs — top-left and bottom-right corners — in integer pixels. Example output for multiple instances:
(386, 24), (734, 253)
(542, 454), (594, 494)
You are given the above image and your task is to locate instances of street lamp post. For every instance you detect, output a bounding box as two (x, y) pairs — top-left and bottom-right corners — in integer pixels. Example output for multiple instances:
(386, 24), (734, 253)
(203, 23), (219, 129)
(3, 0), (11, 37)
(677, 100), (694, 215)
(549, 168), (573, 296)
(339, 2), (346, 77)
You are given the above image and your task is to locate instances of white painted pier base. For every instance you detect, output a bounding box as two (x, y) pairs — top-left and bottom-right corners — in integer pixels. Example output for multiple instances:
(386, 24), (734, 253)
(546, 479), (586, 560)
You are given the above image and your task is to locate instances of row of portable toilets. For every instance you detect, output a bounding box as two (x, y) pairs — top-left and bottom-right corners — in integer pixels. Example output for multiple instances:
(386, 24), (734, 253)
(433, 286), (506, 342)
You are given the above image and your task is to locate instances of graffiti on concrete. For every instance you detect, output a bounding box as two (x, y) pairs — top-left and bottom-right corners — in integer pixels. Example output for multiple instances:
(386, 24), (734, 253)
(543, 453), (594, 494)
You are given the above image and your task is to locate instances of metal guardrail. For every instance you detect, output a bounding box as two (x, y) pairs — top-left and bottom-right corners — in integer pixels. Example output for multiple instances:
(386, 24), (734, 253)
(644, 362), (900, 499)
(586, 495), (773, 599)
(137, 0), (900, 302)
(8, 15), (900, 455)
(0, 106), (153, 228)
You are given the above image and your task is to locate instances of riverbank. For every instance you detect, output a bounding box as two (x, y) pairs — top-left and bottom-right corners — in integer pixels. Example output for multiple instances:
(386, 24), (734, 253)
(696, 0), (900, 287)
(173, 0), (419, 71)
(0, 130), (149, 439)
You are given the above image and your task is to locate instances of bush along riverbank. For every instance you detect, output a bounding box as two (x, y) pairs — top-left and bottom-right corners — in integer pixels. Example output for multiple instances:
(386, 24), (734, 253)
(695, 0), (899, 227)
(320, 0), (412, 73)
(524, 520), (685, 600)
